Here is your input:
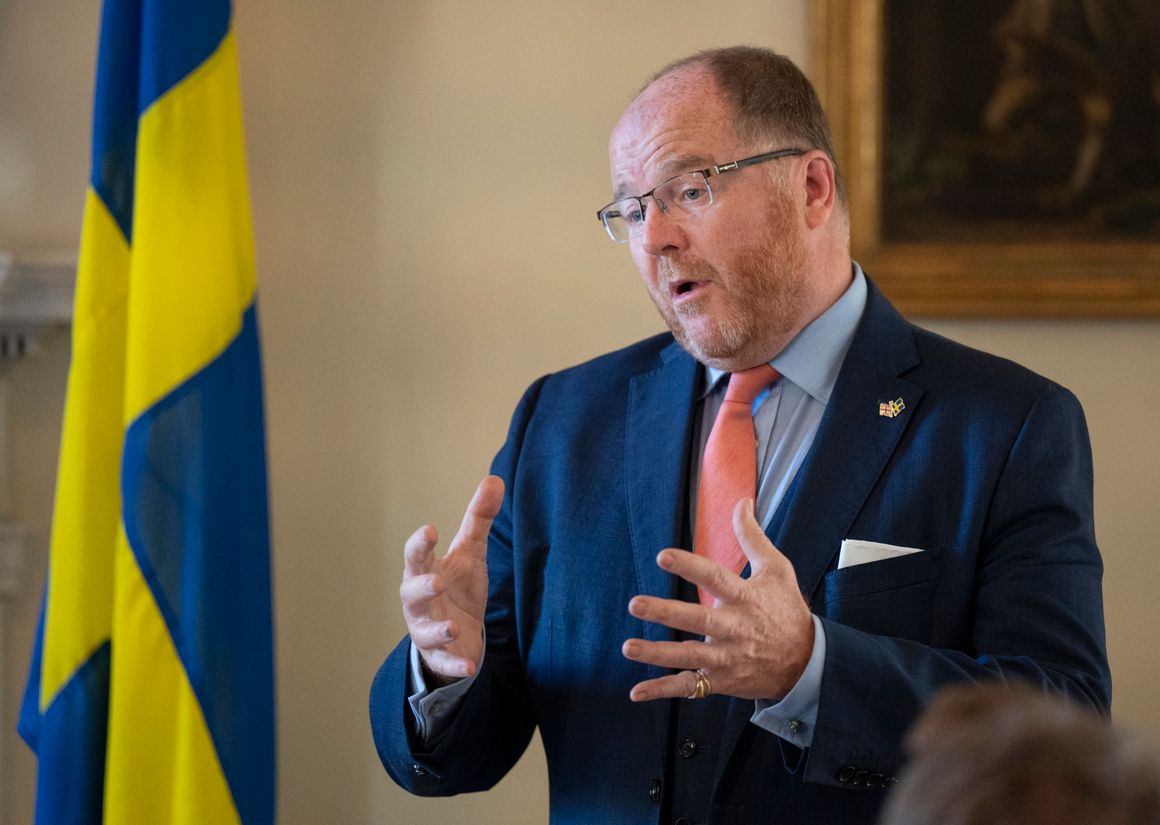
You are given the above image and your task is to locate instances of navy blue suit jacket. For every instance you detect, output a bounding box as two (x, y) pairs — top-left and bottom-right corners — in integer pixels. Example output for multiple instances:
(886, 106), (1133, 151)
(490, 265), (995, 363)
(371, 280), (1110, 824)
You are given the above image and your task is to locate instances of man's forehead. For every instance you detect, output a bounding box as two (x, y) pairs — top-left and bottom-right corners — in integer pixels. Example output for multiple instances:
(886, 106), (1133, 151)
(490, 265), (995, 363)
(608, 67), (734, 195)
(617, 65), (719, 131)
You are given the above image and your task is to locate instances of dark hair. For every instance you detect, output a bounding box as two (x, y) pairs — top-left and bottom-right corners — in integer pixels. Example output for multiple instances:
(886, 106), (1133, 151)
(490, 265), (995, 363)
(650, 46), (845, 203)
(879, 684), (1160, 825)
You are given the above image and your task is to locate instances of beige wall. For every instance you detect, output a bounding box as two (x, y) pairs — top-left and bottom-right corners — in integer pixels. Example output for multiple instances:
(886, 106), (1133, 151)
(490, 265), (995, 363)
(1, 2), (1157, 824)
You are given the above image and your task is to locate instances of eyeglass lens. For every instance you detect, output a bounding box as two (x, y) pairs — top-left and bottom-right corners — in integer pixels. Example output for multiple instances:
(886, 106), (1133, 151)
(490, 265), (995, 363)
(600, 172), (716, 242)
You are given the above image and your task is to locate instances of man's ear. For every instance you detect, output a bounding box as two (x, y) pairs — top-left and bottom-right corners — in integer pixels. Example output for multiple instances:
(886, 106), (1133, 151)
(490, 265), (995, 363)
(801, 151), (837, 230)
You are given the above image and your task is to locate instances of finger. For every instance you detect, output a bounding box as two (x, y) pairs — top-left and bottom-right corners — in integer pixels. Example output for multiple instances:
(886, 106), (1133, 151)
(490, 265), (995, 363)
(399, 573), (443, 610)
(732, 498), (781, 576)
(628, 670), (707, 703)
(404, 524), (439, 576)
(447, 475), (506, 556)
(621, 637), (718, 670)
(421, 648), (478, 681)
(408, 617), (458, 649)
(655, 547), (747, 605)
(627, 594), (724, 638)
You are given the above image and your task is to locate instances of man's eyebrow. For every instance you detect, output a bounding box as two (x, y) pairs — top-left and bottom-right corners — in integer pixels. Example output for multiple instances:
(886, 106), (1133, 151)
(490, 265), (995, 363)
(611, 181), (633, 201)
(659, 155), (712, 176)
(611, 154), (714, 201)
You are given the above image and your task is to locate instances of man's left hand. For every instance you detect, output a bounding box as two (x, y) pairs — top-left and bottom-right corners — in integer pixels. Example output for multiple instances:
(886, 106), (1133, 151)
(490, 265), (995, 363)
(621, 498), (815, 702)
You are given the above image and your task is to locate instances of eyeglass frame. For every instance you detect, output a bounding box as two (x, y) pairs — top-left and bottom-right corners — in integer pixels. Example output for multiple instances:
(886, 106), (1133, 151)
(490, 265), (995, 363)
(596, 147), (807, 243)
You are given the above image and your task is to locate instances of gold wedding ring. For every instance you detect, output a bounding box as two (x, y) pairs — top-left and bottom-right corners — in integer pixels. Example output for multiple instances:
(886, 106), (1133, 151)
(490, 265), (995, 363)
(687, 668), (712, 700)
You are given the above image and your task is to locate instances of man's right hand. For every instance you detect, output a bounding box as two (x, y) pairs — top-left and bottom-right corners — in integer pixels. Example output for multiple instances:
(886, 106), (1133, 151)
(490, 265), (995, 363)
(400, 475), (505, 686)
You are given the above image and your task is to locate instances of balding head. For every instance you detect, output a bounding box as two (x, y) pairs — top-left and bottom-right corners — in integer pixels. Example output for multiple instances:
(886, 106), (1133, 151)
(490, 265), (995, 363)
(643, 46), (846, 206)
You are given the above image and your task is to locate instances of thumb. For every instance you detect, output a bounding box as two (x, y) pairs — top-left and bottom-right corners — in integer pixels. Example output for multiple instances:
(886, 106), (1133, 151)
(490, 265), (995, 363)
(448, 475), (505, 556)
(732, 498), (779, 574)
(469, 474), (506, 521)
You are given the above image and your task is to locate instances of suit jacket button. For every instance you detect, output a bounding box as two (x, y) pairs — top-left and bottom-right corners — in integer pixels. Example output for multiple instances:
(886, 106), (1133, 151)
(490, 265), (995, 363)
(678, 739), (698, 758)
(649, 778), (662, 804)
(838, 765), (858, 783)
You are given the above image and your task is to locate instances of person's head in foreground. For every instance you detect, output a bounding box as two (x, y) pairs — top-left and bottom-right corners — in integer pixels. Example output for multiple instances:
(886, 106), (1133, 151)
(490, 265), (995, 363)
(878, 684), (1160, 825)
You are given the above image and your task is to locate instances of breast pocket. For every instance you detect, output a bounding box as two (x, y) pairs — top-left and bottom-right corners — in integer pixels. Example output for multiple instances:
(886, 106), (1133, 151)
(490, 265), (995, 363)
(820, 547), (944, 642)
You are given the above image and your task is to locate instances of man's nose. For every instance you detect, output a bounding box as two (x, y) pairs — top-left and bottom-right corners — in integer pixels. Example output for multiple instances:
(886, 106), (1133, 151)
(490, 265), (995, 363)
(638, 200), (687, 257)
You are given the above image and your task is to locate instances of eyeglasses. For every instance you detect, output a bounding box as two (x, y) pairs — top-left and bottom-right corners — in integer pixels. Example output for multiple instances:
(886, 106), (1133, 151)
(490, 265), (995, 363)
(596, 148), (806, 243)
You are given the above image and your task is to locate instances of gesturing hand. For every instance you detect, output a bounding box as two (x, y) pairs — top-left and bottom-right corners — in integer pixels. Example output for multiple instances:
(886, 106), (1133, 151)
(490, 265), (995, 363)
(621, 498), (815, 702)
(400, 475), (505, 686)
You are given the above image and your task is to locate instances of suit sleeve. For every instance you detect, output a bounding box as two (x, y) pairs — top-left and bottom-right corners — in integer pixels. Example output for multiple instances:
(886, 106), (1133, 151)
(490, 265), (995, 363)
(803, 382), (1110, 787)
(369, 377), (547, 795)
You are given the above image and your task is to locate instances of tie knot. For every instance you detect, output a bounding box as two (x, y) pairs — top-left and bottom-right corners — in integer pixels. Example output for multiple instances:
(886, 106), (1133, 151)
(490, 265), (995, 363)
(724, 364), (779, 404)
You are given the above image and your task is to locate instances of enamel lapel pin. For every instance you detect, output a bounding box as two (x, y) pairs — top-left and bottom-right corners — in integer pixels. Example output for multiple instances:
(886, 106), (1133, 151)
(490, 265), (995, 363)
(878, 398), (906, 419)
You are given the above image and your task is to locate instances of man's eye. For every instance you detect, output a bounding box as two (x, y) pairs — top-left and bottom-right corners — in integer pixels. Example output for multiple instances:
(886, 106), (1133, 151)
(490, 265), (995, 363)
(624, 205), (645, 224)
(678, 185), (707, 202)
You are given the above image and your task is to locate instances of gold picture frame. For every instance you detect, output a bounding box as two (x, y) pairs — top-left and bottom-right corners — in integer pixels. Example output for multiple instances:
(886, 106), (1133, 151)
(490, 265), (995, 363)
(811, 0), (1160, 317)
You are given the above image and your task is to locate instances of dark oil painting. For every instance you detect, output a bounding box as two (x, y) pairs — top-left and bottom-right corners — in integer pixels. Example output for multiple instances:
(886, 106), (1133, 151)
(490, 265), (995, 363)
(883, 0), (1160, 244)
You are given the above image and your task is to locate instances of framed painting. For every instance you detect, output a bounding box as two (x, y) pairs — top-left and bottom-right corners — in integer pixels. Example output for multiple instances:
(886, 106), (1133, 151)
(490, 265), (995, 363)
(811, 0), (1160, 316)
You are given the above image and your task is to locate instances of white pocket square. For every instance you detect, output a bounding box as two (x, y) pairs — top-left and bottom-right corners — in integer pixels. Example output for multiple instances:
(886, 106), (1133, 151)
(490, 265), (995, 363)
(838, 539), (924, 569)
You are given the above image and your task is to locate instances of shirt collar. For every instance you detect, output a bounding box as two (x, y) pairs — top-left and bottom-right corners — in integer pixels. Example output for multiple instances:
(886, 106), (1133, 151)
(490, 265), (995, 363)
(702, 262), (868, 403)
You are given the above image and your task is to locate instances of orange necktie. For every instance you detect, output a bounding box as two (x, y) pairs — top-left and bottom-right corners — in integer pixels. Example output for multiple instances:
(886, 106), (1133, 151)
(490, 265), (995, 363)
(694, 364), (779, 606)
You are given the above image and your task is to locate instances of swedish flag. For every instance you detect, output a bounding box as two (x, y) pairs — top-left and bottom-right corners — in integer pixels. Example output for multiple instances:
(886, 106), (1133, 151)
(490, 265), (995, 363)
(17, 1), (275, 822)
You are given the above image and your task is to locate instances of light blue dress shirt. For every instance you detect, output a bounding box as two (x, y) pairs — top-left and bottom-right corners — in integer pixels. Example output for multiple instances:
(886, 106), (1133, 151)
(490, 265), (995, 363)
(410, 266), (869, 748)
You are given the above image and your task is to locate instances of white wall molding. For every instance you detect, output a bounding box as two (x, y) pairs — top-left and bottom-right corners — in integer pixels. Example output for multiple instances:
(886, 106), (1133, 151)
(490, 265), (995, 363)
(0, 250), (73, 606)
(0, 253), (75, 362)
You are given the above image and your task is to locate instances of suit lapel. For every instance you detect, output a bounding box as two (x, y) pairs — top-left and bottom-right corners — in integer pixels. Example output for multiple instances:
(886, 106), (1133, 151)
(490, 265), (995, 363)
(625, 341), (700, 666)
(773, 369), (921, 601)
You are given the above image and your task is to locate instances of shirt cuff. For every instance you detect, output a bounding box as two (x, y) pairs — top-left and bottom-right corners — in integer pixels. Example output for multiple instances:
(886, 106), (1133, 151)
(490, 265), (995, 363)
(750, 614), (825, 749)
(406, 640), (482, 744)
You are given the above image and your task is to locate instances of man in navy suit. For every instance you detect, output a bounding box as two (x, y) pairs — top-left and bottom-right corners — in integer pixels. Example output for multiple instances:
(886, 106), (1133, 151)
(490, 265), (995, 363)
(370, 47), (1110, 824)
